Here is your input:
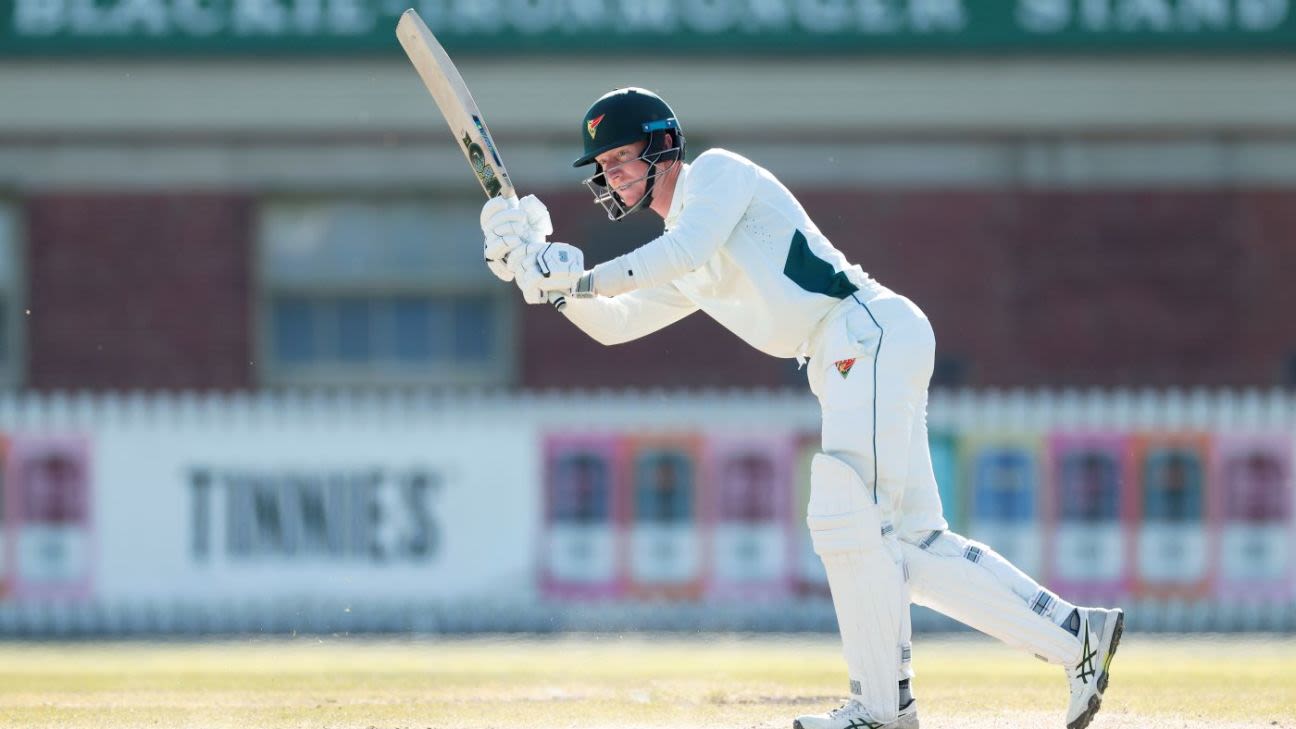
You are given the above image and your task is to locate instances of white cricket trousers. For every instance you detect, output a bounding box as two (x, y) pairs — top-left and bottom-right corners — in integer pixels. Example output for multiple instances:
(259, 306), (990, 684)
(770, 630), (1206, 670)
(806, 286), (1084, 695)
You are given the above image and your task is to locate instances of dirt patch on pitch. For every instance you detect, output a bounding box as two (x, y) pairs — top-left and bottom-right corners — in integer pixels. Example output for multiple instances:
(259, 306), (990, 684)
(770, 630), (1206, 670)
(706, 695), (841, 706)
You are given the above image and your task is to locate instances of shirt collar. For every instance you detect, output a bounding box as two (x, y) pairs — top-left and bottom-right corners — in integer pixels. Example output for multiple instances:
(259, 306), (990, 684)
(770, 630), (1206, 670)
(663, 162), (690, 229)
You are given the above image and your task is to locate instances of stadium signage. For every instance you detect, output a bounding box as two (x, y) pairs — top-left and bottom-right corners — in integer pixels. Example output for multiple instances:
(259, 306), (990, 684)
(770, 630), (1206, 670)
(188, 465), (441, 563)
(2, 0), (1293, 55)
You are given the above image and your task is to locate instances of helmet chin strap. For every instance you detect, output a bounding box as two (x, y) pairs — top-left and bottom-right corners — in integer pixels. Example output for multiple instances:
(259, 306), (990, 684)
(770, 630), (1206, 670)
(640, 164), (659, 210)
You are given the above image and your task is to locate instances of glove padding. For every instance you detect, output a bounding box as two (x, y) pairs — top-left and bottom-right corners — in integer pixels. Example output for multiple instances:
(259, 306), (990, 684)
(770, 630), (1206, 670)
(481, 194), (552, 282)
(511, 242), (594, 306)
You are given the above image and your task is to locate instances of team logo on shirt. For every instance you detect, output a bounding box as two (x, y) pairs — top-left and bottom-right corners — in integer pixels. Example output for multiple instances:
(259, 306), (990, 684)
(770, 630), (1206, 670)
(587, 114), (606, 140)
(835, 358), (857, 379)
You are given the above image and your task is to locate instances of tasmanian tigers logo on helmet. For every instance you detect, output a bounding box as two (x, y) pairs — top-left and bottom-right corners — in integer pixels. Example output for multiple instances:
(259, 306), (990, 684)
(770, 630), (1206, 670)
(586, 114), (606, 140)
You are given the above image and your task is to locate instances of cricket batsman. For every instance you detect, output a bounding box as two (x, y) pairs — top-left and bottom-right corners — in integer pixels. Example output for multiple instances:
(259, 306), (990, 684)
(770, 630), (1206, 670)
(479, 87), (1123, 729)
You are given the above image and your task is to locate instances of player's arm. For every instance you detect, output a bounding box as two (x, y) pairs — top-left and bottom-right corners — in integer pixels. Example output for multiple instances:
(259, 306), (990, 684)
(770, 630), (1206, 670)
(589, 151), (758, 296)
(517, 152), (759, 301)
(479, 196), (697, 345)
(504, 239), (699, 345)
(559, 284), (698, 346)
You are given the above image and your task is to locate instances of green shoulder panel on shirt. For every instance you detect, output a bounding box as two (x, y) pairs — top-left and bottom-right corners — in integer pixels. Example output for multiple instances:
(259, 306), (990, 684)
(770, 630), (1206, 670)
(782, 230), (858, 300)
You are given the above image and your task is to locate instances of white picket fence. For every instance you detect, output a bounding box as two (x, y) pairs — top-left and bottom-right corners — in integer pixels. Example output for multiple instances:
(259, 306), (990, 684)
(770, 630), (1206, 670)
(0, 386), (1292, 430)
(0, 387), (1292, 636)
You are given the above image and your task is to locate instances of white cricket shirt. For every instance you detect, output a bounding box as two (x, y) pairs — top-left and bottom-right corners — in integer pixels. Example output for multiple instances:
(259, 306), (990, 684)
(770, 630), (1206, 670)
(564, 148), (877, 359)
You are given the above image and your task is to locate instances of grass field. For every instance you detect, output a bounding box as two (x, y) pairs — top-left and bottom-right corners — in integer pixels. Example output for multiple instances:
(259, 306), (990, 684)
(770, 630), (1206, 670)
(0, 633), (1293, 729)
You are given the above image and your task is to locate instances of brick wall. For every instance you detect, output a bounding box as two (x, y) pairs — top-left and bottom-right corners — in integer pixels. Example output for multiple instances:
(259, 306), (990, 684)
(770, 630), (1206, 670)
(521, 188), (1296, 389)
(25, 193), (253, 391)
(15, 188), (1295, 391)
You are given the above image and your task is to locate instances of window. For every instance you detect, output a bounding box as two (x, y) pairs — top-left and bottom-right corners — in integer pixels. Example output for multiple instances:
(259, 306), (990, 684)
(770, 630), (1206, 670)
(0, 204), (22, 387)
(258, 198), (513, 386)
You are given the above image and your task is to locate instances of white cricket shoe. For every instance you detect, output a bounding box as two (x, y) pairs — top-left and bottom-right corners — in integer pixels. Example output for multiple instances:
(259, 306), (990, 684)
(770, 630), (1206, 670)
(794, 698), (919, 729)
(1065, 607), (1124, 729)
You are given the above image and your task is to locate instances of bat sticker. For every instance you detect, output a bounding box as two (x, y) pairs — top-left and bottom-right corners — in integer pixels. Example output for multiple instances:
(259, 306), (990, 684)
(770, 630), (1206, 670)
(473, 115), (504, 168)
(461, 131), (503, 197)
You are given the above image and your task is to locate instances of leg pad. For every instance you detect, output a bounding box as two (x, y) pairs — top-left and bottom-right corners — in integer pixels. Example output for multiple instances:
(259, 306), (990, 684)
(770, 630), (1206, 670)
(807, 452), (903, 723)
(807, 452), (883, 556)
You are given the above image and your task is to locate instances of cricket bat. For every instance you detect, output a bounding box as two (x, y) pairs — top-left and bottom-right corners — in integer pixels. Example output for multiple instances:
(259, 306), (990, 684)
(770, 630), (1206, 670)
(396, 9), (515, 201)
(396, 10), (569, 308)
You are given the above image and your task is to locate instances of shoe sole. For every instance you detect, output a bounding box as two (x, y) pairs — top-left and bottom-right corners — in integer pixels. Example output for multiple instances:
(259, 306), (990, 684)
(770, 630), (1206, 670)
(792, 712), (916, 729)
(1066, 609), (1124, 729)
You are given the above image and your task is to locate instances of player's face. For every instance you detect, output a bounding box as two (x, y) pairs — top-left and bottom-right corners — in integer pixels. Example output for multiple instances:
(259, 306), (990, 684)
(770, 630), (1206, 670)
(595, 140), (651, 206)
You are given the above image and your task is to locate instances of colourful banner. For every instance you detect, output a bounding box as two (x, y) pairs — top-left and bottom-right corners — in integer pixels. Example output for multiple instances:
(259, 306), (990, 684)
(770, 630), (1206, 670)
(703, 434), (795, 600)
(626, 434), (704, 599)
(541, 434), (625, 599)
(2, 435), (93, 601)
(964, 434), (1045, 581)
(1213, 433), (1294, 600)
(535, 426), (1296, 604)
(0, 409), (1288, 610)
(1047, 433), (1134, 602)
(1131, 433), (1213, 597)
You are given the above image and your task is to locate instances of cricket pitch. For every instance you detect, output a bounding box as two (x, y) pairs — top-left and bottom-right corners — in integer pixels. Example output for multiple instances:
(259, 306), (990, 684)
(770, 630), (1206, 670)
(1, 633), (1293, 728)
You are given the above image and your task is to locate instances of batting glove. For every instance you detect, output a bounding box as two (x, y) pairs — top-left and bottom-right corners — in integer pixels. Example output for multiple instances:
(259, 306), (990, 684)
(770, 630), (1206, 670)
(480, 194), (552, 282)
(512, 242), (595, 308)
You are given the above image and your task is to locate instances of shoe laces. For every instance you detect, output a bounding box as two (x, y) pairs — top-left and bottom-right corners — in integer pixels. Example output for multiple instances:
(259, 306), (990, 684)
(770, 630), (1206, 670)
(828, 699), (864, 718)
(1071, 621), (1099, 686)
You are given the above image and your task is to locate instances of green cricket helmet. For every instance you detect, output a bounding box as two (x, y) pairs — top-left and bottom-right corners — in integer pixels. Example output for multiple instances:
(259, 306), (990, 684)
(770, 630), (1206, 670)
(573, 87), (686, 221)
